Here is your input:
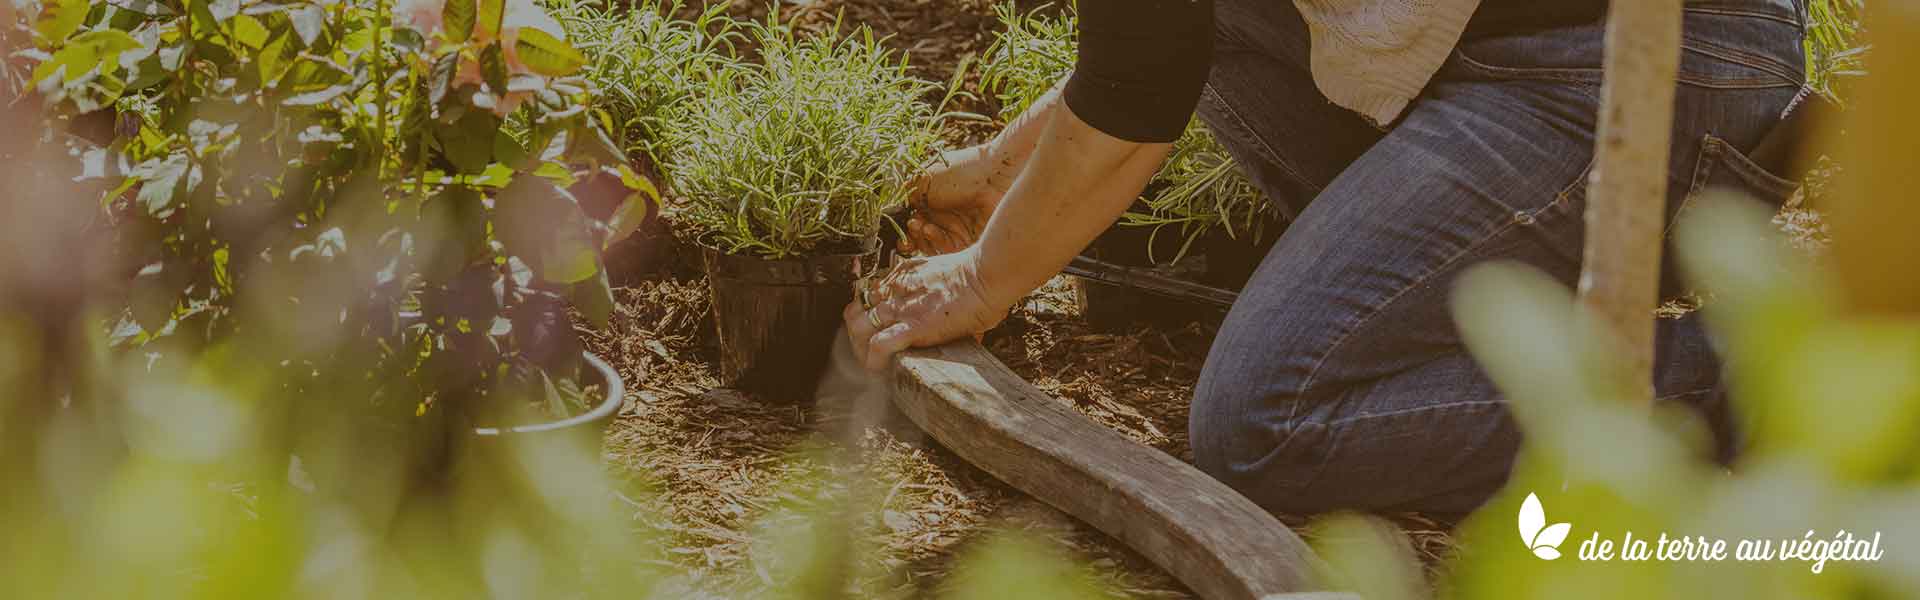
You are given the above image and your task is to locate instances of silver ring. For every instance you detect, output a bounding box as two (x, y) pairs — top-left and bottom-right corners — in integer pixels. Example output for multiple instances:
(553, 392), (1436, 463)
(866, 308), (884, 330)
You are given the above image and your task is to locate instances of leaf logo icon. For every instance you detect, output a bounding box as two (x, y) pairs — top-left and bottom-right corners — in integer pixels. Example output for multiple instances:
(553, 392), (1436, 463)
(1519, 493), (1572, 560)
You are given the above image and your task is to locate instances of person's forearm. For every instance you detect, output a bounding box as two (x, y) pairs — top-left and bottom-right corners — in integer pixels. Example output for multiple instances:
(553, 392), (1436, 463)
(967, 100), (1170, 309)
(982, 79), (1066, 169)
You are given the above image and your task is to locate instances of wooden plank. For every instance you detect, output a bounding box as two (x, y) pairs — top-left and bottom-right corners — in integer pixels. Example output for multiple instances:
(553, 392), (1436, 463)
(889, 341), (1336, 600)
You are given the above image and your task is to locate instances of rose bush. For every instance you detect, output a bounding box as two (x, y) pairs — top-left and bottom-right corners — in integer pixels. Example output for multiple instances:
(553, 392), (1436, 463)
(25, 0), (657, 419)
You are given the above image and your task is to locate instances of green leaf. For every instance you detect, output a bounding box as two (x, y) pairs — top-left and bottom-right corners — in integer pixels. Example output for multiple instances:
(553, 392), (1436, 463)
(208, 0), (240, 21)
(131, 154), (191, 219)
(259, 32), (294, 84)
(71, 29), (143, 54)
(495, 175), (599, 285)
(428, 53), (459, 104)
(604, 164), (660, 250)
(444, 0), (477, 42)
(231, 14), (270, 50)
(31, 30), (142, 89)
(106, 0), (174, 16)
(283, 83), (354, 106)
(541, 239), (598, 284)
(512, 28), (585, 78)
(477, 0), (505, 40)
(289, 5), (325, 46)
(35, 0), (90, 44)
(570, 269), (614, 330)
(436, 109), (499, 174)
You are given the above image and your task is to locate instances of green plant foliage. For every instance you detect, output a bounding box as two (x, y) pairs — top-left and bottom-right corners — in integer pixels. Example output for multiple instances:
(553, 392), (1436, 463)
(979, 1), (1267, 264)
(977, 1), (1076, 122)
(666, 17), (939, 259)
(553, 0), (736, 173)
(1805, 0), (1867, 102)
(25, 0), (659, 417)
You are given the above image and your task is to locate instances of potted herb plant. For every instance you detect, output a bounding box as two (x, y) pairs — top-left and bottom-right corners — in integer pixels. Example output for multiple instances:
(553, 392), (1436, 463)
(666, 19), (940, 396)
(557, 0), (738, 279)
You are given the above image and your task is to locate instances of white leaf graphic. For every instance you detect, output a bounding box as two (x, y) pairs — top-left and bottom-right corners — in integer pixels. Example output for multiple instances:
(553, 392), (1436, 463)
(1518, 493), (1545, 547)
(1534, 522), (1571, 550)
(1533, 546), (1563, 560)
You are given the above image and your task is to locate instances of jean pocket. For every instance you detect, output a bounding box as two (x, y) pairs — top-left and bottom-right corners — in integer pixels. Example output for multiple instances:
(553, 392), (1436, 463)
(1667, 133), (1798, 242)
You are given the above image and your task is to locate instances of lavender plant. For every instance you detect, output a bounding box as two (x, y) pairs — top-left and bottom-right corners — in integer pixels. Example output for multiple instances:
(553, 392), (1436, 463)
(666, 18), (940, 259)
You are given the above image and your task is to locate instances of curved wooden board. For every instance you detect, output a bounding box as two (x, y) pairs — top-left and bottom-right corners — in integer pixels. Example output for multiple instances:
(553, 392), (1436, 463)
(890, 341), (1345, 600)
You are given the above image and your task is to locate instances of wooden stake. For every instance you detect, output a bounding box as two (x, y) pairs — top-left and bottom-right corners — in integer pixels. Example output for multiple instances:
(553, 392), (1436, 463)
(1578, 0), (1687, 404)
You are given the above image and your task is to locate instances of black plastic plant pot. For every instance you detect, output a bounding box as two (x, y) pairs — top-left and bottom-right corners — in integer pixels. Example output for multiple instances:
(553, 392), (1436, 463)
(1198, 220), (1284, 292)
(1075, 222), (1207, 330)
(701, 241), (874, 400)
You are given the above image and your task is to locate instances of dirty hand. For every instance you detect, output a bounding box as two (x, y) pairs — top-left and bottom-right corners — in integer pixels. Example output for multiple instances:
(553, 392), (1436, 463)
(900, 144), (1015, 256)
(844, 250), (1006, 371)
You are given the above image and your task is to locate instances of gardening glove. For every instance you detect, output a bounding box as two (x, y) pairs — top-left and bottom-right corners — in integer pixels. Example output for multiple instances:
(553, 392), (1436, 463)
(900, 146), (1014, 256)
(843, 250), (1006, 372)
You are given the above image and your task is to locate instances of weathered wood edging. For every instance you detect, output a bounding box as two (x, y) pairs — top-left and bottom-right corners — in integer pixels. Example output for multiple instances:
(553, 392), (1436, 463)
(890, 341), (1350, 600)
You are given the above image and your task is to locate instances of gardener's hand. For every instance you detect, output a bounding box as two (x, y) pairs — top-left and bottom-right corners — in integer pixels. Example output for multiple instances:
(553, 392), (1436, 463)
(900, 145), (1015, 256)
(844, 249), (1006, 371)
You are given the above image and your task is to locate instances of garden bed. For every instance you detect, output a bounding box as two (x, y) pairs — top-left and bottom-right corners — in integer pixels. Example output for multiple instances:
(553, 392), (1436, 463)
(568, 0), (1458, 596)
(580, 272), (1454, 597)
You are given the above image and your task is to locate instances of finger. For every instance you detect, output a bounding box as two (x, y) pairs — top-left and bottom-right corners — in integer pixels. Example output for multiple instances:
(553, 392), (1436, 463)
(864, 321), (918, 372)
(896, 230), (918, 257)
(905, 218), (931, 255)
(843, 301), (878, 360)
(921, 215), (967, 253)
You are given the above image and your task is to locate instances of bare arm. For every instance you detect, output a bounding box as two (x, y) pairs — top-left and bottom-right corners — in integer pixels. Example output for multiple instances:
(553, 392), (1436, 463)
(847, 84), (1170, 370)
(968, 93), (1172, 308)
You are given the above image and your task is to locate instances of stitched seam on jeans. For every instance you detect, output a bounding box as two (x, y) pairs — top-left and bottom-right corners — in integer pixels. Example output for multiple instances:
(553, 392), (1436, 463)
(1202, 83), (1323, 199)
(1290, 399), (1506, 500)
(1451, 50), (1601, 84)
(1682, 6), (1802, 27)
(1298, 158), (1593, 395)
(1668, 135), (1721, 239)
(1324, 399), (1506, 427)
(1682, 40), (1805, 88)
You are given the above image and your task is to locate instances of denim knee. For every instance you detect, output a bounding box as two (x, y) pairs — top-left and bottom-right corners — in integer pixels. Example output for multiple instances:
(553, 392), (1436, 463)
(1189, 370), (1339, 514)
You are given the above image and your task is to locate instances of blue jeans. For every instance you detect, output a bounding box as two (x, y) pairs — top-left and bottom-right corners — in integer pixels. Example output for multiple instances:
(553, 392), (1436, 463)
(1190, 0), (1806, 516)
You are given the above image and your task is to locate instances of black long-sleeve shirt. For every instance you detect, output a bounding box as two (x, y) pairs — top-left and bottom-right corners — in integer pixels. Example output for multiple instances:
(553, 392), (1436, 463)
(1062, 0), (1615, 143)
(1063, 0), (1214, 144)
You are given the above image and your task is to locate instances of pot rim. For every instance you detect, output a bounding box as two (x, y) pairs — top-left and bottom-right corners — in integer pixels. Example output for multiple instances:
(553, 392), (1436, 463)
(693, 232), (880, 261)
(472, 350), (627, 437)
